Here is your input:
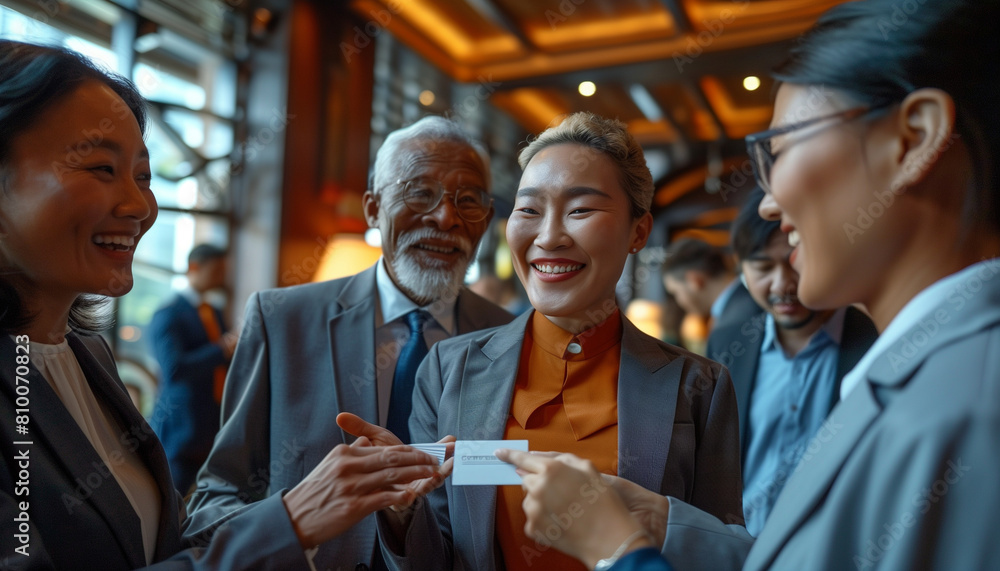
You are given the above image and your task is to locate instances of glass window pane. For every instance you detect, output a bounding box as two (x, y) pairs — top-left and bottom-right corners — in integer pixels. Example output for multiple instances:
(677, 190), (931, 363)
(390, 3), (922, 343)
(135, 61), (207, 109)
(135, 210), (228, 273)
(115, 264), (175, 374)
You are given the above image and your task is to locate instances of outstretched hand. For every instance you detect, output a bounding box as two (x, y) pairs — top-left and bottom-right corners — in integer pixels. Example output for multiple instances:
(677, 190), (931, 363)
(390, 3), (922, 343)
(282, 438), (438, 548)
(496, 449), (654, 569)
(337, 412), (455, 510)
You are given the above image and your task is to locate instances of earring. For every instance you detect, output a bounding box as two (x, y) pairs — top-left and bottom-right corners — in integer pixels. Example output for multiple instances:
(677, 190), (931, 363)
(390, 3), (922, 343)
(630, 248), (637, 254)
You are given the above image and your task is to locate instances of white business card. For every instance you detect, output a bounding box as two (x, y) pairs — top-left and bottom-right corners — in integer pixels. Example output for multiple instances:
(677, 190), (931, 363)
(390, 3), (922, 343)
(451, 440), (528, 486)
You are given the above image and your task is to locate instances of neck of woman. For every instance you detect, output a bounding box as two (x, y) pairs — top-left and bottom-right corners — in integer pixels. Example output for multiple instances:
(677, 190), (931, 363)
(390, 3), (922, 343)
(864, 226), (1000, 333)
(21, 291), (74, 344)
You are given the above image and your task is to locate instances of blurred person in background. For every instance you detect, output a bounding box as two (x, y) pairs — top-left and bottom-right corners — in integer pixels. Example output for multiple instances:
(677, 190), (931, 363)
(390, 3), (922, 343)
(149, 243), (236, 494)
(711, 188), (876, 535)
(661, 238), (757, 333)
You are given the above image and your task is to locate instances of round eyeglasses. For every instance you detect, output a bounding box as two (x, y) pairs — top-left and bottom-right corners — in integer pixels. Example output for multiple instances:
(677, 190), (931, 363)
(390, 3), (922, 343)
(745, 104), (891, 194)
(396, 177), (493, 223)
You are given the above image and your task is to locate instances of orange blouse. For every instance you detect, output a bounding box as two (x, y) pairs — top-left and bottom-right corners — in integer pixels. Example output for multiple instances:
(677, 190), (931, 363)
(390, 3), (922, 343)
(495, 310), (623, 571)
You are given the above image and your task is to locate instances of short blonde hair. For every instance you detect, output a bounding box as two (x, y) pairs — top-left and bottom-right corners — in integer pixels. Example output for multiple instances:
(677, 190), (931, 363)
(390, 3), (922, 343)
(518, 112), (653, 218)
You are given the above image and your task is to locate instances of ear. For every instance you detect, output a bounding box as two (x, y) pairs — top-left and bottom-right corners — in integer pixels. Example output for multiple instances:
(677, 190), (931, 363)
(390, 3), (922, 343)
(362, 190), (380, 229)
(629, 212), (653, 252)
(889, 88), (957, 191)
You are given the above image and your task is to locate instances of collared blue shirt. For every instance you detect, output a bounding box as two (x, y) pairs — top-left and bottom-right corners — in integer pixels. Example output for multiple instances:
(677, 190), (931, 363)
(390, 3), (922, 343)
(741, 308), (845, 536)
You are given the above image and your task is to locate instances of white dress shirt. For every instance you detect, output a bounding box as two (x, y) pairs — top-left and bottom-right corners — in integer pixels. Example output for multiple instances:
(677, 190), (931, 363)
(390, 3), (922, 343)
(374, 258), (457, 427)
(30, 338), (161, 564)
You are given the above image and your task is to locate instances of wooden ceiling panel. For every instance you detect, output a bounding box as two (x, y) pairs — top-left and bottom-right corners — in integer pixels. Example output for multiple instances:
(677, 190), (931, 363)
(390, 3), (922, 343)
(353, 0), (857, 209)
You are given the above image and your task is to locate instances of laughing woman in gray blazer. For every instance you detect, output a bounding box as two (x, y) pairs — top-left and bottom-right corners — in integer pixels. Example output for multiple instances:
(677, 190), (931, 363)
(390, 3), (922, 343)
(499, 1), (1000, 570)
(0, 41), (440, 570)
(342, 112), (744, 571)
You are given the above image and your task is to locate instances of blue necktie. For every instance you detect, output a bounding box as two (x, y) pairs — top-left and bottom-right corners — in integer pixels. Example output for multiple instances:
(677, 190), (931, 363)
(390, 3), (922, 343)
(387, 310), (429, 444)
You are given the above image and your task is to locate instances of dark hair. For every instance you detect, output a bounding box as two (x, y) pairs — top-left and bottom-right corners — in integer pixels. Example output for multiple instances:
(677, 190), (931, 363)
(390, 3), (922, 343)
(661, 239), (729, 280)
(773, 0), (999, 234)
(731, 187), (782, 262)
(188, 244), (227, 265)
(0, 41), (148, 335)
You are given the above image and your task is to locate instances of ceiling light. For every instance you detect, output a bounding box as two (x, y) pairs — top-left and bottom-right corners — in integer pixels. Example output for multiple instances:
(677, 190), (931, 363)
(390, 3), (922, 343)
(578, 81), (596, 97)
(743, 76), (761, 91)
(419, 90), (436, 106)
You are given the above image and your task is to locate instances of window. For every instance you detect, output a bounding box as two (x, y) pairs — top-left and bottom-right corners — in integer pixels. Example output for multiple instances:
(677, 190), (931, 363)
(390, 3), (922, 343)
(2, 0), (241, 415)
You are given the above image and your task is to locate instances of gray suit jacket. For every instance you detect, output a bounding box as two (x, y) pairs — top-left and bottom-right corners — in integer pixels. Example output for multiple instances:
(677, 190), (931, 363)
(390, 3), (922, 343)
(0, 331), (307, 570)
(380, 310), (743, 570)
(185, 265), (512, 569)
(662, 267), (1000, 571)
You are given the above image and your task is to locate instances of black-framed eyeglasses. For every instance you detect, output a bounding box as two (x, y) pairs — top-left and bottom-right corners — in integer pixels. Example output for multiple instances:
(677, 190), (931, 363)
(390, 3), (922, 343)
(395, 177), (493, 223)
(745, 104), (892, 194)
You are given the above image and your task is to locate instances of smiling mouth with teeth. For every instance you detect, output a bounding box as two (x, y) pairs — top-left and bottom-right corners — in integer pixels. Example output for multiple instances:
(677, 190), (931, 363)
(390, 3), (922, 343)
(788, 230), (801, 248)
(93, 235), (136, 252)
(415, 243), (460, 254)
(531, 263), (584, 274)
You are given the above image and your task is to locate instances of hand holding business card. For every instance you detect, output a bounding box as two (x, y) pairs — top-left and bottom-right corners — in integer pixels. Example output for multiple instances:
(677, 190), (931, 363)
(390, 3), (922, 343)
(410, 440), (529, 486)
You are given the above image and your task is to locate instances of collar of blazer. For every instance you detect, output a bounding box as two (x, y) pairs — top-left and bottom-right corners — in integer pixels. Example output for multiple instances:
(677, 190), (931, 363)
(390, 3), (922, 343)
(866, 270), (1000, 386)
(748, 270), (1000, 571)
(465, 309), (681, 490)
(340, 262), (502, 334)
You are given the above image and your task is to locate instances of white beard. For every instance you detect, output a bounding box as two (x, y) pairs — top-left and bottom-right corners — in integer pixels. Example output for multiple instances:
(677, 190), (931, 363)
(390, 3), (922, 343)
(390, 228), (473, 305)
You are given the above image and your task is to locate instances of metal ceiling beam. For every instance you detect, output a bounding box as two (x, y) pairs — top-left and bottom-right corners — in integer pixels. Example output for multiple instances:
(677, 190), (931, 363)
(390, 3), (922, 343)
(683, 79), (726, 141)
(465, 0), (535, 50)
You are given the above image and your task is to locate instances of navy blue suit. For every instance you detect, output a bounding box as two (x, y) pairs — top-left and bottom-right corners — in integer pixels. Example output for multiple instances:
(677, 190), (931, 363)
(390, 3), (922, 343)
(149, 295), (227, 492)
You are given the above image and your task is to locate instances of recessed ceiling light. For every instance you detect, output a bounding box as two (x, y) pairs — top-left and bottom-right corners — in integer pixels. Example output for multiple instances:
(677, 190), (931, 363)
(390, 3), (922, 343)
(419, 90), (435, 106)
(578, 81), (597, 97)
(743, 76), (761, 91)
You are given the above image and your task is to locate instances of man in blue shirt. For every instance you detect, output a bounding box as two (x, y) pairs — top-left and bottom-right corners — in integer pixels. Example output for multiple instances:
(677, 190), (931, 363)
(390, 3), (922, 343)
(708, 189), (877, 535)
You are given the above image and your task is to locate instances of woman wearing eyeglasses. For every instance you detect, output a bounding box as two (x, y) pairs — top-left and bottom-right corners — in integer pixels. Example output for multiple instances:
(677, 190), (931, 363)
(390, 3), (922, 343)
(342, 112), (744, 571)
(497, 0), (1000, 570)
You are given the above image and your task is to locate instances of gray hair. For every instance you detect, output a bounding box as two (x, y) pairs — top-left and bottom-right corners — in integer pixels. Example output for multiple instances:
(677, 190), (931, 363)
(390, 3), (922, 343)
(518, 112), (653, 219)
(370, 115), (491, 195)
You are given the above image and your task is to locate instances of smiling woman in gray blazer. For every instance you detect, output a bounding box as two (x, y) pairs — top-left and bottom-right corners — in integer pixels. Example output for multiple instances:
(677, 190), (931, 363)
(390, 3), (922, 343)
(497, 1), (1000, 570)
(0, 41), (439, 570)
(363, 112), (743, 571)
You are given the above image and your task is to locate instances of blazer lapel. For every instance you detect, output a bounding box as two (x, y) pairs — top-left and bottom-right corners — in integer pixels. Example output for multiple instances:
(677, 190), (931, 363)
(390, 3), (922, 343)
(0, 333), (147, 568)
(731, 328), (763, 460)
(866, 274), (1000, 387)
(616, 318), (680, 491)
(751, 264), (1000, 570)
(833, 307), (878, 405)
(457, 312), (529, 569)
(746, 379), (883, 571)
(330, 266), (379, 436)
(67, 333), (185, 562)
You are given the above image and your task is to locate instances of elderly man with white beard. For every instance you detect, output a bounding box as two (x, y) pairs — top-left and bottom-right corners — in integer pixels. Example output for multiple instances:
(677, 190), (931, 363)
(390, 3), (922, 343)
(185, 116), (513, 571)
